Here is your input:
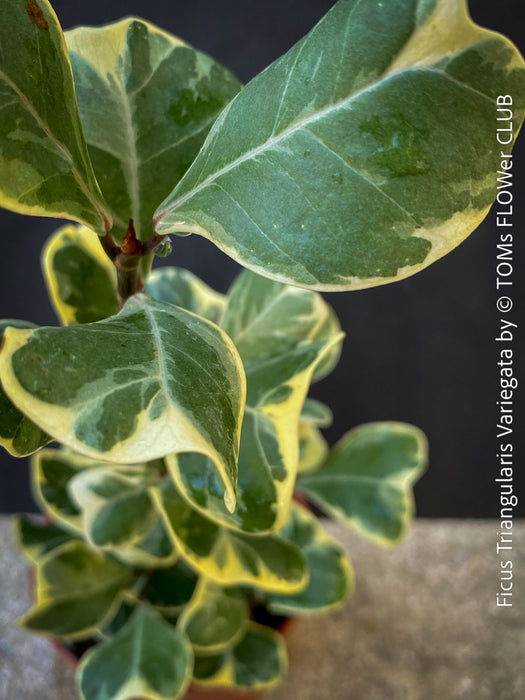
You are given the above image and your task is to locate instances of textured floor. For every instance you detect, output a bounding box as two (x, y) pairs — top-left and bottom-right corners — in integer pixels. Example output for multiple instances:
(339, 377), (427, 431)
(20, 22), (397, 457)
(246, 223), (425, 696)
(1, 517), (524, 700)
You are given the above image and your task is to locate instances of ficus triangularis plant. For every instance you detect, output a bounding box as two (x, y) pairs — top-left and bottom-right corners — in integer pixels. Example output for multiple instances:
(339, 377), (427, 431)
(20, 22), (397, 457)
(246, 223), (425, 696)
(0, 0), (523, 698)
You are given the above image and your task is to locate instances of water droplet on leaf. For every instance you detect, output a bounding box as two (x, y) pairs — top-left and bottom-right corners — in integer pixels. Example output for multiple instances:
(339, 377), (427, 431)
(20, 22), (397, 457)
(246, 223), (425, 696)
(155, 237), (173, 258)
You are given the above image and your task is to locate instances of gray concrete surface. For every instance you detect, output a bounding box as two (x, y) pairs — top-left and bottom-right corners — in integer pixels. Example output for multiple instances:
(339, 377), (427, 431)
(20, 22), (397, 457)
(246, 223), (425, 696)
(1, 517), (523, 700)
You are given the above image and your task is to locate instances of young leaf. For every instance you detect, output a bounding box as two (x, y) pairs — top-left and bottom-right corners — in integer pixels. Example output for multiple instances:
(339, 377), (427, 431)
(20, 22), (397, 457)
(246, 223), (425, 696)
(42, 224), (119, 325)
(0, 321), (50, 457)
(152, 482), (308, 594)
(16, 514), (74, 563)
(0, 295), (246, 510)
(220, 270), (342, 381)
(146, 267), (226, 324)
(297, 421), (329, 475)
(0, 0), (109, 231)
(114, 517), (177, 570)
(145, 562), (198, 614)
(299, 422), (428, 544)
(267, 503), (353, 615)
(169, 271), (343, 533)
(178, 578), (249, 655)
(193, 623), (287, 691)
(66, 18), (241, 242)
(155, 0), (525, 290)
(300, 397), (333, 427)
(21, 540), (132, 639)
(68, 465), (159, 548)
(78, 605), (193, 700)
(31, 449), (90, 533)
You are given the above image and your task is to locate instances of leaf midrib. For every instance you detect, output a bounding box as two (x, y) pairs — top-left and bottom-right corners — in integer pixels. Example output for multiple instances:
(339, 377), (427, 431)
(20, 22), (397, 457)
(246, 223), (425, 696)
(159, 64), (494, 221)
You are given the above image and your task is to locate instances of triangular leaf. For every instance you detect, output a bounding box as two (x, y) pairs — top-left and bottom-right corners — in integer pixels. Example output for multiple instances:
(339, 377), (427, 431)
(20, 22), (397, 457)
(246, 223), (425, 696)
(169, 271), (343, 533)
(146, 267), (226, 324)
(0, 295), (246, 509)
(299, 422), (428, 544)
(68, 465), (159, 548)
(152, 482), (307, 594)
(66, 17), (241, 242)
(16, 514), (75, 562)
(267, 503), (353, 615)
(0, 0), (109, 231)
(21, 540), (132, 639)
(42, 224), (119, 325)
(178, 577), (249, 655)
(193, 622), (287, 691)
(155, 0), (525, 289)
(78, 605), (193, 700)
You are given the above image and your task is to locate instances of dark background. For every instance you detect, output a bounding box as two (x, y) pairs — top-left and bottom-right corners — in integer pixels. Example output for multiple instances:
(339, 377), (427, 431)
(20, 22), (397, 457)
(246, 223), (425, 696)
(0, 0), (523, 516)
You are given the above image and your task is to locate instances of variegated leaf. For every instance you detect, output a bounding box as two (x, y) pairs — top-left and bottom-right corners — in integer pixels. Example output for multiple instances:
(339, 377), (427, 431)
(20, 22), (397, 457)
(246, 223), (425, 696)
(0, 321), (50, 457)
(0, 0), (109, 231)
(113, 517), (177, 569)
(78, 606), (193, 700)
(267, 503), (353, 615)
(169, 271), (343, 533)
(16, 515), (74, 563)
(178, 578), (249, 655)
(300, 397), (333, 427)
(31, 449), (92, 534)
(299, 422), (428, 544)
(21, 540), (132, 639)
(0, 295), (246, 510)
(68, 465), (159, 549)
(297, 421), (329, 475)
(155, 0), (525, 290)
(152, 482), (307, 594)
(193, 623), (287, 691)
(42, 224), (118, 325)
(146, 267), (226, 324)
(66, 18), (241, 243)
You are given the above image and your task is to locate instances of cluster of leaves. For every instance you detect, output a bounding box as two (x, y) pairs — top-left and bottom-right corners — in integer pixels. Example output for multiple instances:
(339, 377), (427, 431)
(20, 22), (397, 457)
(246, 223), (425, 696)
(0, 0), (524, 698)
(11, 230), (428, 697)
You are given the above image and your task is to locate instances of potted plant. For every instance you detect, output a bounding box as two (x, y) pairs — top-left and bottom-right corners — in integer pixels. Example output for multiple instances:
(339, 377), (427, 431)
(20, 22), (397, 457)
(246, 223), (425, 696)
(0, 0), (523, 698)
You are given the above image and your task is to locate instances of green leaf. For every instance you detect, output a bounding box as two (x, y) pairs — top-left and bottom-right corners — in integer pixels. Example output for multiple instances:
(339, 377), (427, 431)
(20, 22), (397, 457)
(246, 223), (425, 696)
(178, 578), (249, 655)
(0, 295), (246, 511)
(15, 515), (74, 562)
(0, 0), (109, 231)
(114, 517), (177, 569)
(98, 599), (137, 638)
(299, 422), (428, 544)
(31, 449), (91, 533)
(21, 540), (132, 639)
(145, 562), (198, 614)
(146, 267), (226, 324)
(300, 397), (333, 427)
(155, 0), (525, 290)
(78, 605), (193, 700)
(68, 465), (159, 548)
(0, 321), (50, 457)
(66, 17), (241, 243)
(152, 482), (307, 594)
(169, 271), (343, 533)
(267, 504), (353, 615)
(297, 421), (329, 475)
(193, 622), (287, 691)
(42, 224), (119, 325)
(220, 270), (342, 380)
